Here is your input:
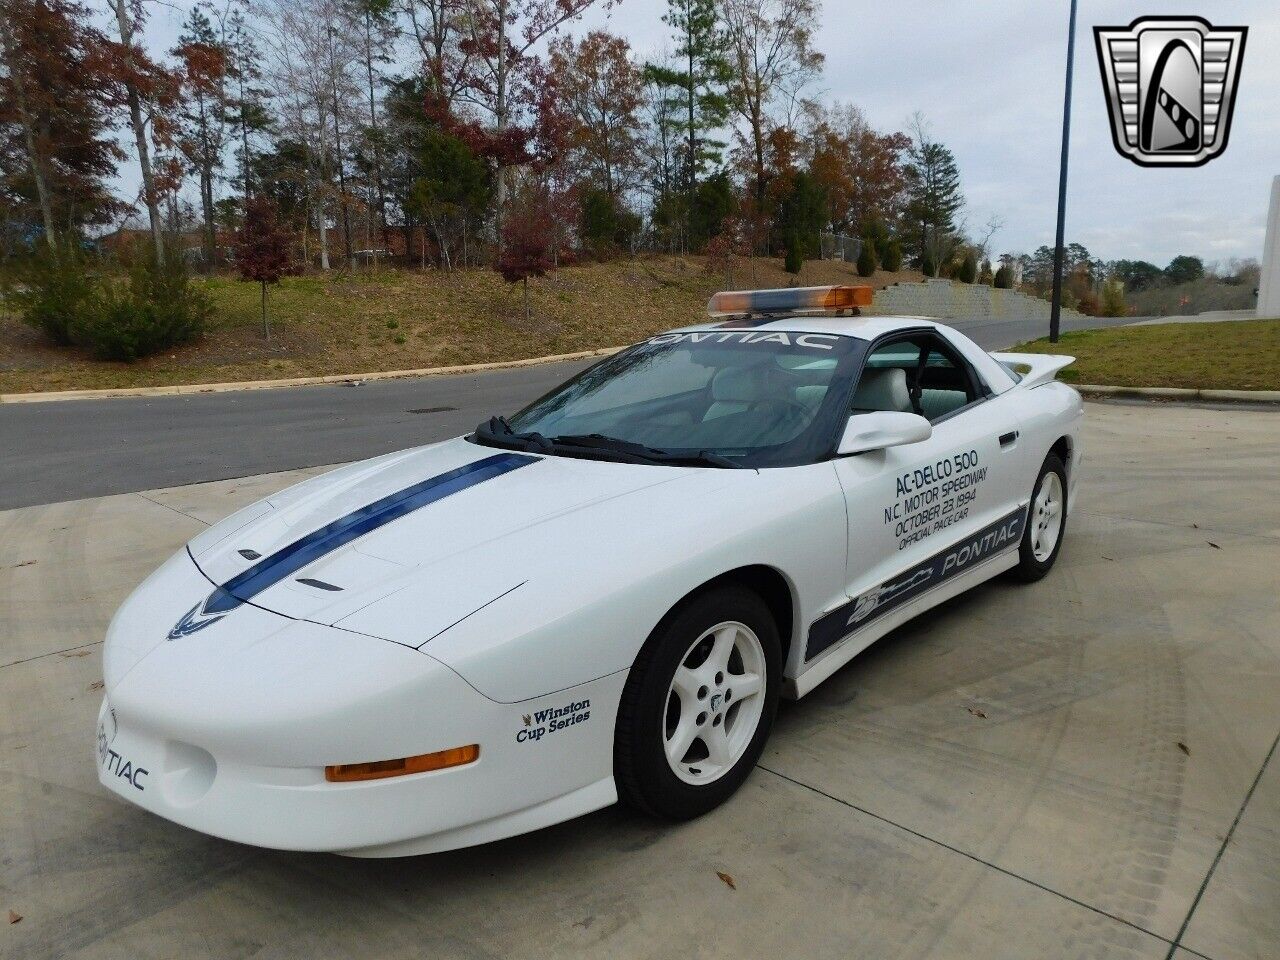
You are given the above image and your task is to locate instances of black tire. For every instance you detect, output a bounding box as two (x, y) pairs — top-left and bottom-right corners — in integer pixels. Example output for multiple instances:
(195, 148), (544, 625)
(614, 585), (782, 820)
(1011, 452), (1068, 583)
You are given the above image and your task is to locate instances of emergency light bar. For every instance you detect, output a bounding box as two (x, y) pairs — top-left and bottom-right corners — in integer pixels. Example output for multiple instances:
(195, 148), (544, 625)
(706, 284), (873, 318)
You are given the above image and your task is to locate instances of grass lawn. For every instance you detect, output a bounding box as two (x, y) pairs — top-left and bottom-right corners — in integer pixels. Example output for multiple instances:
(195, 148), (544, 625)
(1012, 318), (1280, 391)
(0, 255), (920, 395)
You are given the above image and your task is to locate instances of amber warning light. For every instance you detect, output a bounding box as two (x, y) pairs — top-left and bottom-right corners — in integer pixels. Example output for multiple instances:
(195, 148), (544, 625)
(706, 284), (873, 318)
(325, 744), (480, 782)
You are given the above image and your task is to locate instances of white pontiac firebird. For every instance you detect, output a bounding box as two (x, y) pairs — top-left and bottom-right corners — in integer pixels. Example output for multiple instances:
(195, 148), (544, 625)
(97, 285), (1082, 857)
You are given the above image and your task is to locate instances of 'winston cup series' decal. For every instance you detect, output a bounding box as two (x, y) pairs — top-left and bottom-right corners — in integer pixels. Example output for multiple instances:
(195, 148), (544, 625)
(168, 452), (537, 640)
(806, 507), (1027, 662)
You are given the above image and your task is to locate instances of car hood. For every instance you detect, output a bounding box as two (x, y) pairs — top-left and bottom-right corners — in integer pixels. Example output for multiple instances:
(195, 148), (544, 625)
(185, 436), (694, 633)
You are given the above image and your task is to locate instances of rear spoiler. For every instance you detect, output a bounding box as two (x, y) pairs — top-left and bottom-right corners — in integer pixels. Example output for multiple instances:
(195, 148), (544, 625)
(990, 352), (1075, 390)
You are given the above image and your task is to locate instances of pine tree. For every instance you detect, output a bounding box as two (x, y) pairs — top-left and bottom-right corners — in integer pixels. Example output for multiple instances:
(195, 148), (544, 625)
(904, 117), (963, 273)
(881, 238), (903, 272)
(174, 4), (233, 269)
(647, 0), (730, 204)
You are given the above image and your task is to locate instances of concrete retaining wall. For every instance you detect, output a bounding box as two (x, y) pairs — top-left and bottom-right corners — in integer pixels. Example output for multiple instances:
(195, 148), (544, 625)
(868, 278), (1088, 324)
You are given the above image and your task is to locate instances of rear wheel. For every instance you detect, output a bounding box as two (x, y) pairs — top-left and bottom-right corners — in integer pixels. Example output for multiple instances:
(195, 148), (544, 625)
(615, 586), (781, 819)
(1011, 453), (1068, 582)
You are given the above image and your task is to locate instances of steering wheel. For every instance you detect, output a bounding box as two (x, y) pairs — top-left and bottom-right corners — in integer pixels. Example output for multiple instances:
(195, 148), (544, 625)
(747, 397), (811, 424)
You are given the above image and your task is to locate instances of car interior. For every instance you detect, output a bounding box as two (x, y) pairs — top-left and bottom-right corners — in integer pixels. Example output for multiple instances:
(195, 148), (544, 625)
(512, 333), (985, 458)
(857, 335), (983, 422)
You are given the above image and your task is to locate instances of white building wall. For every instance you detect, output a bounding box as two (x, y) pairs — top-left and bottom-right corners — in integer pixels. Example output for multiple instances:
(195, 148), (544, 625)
(1257, 176), (1280, 318)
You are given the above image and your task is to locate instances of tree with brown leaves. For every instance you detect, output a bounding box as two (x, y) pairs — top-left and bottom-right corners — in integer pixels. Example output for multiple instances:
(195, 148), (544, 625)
(495, 177), (570, 323)
(236, 194), (294, 338)
(0, 0), (122, 246)
(548, 31), (643, 198)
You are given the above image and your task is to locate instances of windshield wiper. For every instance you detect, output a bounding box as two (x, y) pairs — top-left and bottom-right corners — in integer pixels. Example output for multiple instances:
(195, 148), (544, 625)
(548, 434), (745, 469)
(472, 420), (744, 469)
(472, 416), (556, 453)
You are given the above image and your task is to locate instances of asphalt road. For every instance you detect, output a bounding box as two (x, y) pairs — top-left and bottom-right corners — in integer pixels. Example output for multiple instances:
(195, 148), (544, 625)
(0, 312), (1133, 509)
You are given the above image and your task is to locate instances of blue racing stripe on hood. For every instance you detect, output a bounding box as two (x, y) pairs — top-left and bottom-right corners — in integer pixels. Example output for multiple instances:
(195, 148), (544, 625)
(199, 452), (536, 616)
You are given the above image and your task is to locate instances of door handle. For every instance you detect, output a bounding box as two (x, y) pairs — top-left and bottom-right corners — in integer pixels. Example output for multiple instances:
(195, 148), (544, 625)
(999, 430), (1019, 448)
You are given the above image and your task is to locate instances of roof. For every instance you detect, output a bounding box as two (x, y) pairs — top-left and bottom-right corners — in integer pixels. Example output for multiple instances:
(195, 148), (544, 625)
(662, 313), (1019, 395)
(669, 313), (947, 341)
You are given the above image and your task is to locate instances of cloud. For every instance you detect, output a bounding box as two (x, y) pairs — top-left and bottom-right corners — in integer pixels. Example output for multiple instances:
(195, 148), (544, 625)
(125, 0), (1279, 265)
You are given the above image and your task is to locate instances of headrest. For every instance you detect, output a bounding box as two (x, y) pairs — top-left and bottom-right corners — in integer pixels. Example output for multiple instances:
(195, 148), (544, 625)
(852, 367), (911, 413)
(710, 365), (772, 403)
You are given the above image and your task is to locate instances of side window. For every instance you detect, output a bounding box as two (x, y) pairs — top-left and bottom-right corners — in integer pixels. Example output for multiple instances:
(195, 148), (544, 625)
(850, 338), (922, 414)
(851, 333), (987, 422)
(917, 338), (981, 422)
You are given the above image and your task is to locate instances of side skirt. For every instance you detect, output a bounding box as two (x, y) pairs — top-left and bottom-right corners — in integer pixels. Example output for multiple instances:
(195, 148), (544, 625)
(785, 548), (1020, 700)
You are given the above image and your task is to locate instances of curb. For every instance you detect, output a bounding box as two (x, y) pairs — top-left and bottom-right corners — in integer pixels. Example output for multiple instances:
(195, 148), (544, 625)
(0, 347), (625, 405)
(1077, 384), (1280, 404)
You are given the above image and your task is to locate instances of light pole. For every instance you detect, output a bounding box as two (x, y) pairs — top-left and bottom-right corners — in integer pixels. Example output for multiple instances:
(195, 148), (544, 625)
(1049, 0), (1079, 344)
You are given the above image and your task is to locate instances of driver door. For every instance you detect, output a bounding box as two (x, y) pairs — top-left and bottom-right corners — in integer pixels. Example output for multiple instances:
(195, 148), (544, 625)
(809, 331), (1026, 662)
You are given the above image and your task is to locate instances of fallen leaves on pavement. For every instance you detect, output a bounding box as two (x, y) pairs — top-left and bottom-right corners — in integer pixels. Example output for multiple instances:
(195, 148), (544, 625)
(716, 872), (737, 890)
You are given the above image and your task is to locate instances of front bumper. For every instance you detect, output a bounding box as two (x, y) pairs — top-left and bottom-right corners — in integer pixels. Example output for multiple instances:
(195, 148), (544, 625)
(96, 658), (626, 857)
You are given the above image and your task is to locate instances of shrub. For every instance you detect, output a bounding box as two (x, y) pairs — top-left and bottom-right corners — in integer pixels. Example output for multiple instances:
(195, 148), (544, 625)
(920, 250), (936, 277)
(1076, 291), (1100, 316)
(1100, 280), (1127, 317)
(881, 238), (903, 272)
(856, 236), (877, 277)
(994, 265), (1013, 289)
(957, 250), (978, 284)
(75, 247), (210, 361)
(8, 240), (101, 346)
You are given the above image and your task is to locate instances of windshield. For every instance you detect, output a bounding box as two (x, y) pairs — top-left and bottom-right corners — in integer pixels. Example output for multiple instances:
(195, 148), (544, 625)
(486, 329), (866, 467)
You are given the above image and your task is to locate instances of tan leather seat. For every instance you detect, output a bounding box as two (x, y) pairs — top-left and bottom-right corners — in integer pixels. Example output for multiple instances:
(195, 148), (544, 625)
(851, 367), (912, 413)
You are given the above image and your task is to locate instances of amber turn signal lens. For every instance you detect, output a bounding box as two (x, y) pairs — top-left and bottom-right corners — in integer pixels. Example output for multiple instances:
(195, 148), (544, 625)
(706, 284), (873, 317)
(325, 744), (480, 782)
(821, 284), (874, 308)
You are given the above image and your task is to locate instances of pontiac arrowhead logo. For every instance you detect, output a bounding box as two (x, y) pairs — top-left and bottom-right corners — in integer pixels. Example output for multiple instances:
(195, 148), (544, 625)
(1095, 17), (1247, 167)
(167, 603), (226, 640)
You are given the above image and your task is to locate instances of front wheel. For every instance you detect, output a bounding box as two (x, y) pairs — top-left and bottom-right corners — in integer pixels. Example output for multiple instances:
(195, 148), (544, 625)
(614, 586), (781, 819)
(1011, 453), (1068, 582)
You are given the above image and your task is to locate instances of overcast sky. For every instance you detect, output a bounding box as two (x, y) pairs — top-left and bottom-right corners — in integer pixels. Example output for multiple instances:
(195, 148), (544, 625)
(126, 0), (1278, 267)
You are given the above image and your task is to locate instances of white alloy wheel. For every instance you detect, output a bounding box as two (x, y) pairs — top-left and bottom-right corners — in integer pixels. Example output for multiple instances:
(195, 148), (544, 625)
(1031, 470), (1064, 562)
(663, 621), (767, 786)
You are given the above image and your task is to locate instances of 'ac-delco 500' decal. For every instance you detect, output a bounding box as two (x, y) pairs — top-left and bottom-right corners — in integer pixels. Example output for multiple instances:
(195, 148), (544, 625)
(806, 507), (1026, 661)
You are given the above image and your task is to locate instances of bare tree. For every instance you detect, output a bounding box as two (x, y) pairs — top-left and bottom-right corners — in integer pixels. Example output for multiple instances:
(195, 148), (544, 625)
(262, 0), (360, 269)
(721, 0), (823, 207)
(107, 0), (180, 262)
(400, 0), (471, 108)
(974, 213), (1004, 264)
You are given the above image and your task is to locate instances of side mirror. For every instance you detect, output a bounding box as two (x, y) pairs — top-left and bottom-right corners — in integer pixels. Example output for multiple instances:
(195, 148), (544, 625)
(836, 411), (932, 456)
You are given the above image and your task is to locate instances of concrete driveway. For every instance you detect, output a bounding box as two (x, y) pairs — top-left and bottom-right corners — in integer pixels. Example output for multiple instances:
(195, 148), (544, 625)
(1, 402), (1277, 960)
